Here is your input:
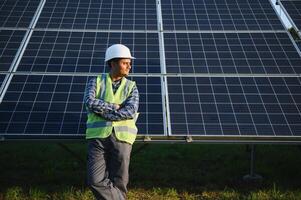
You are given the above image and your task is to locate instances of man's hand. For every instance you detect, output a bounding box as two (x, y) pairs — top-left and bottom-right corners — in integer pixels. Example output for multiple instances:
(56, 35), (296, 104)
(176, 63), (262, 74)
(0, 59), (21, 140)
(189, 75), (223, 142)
(114, 104), (121, 110)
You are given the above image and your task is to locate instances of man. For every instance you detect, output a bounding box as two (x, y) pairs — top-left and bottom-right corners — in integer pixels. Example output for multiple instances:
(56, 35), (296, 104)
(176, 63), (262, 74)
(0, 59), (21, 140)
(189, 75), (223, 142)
(84, 44), (139, 200)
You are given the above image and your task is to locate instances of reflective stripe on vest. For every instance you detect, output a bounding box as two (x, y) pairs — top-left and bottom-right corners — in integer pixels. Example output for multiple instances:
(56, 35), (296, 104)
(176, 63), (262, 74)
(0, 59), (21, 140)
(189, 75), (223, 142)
(86, 121), (112, 128)
(86, 73), (138, 144)
(114, 126), (137, 134)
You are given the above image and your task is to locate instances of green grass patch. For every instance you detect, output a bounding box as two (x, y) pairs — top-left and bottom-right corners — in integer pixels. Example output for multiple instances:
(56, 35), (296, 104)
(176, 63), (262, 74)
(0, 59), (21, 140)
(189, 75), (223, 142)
(1, 142), (301, 199)
(2, 186), (301, 200)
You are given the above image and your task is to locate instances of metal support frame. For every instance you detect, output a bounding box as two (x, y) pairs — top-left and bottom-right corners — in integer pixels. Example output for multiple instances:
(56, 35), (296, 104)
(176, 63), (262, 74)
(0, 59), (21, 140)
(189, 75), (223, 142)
(271, 0), (301, 57)
(243, 145), (263, 181)
(271, 0), (301, 56)
(277, 0), (301, 38)
(157, 0), (171, 137)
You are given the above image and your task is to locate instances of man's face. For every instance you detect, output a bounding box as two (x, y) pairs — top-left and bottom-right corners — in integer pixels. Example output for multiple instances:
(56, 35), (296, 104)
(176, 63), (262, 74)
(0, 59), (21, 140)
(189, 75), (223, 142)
(111, 58), (132, 77)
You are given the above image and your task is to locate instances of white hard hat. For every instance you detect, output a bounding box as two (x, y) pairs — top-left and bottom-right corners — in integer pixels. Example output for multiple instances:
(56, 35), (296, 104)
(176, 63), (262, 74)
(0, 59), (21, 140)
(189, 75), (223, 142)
(105, 44), (135, 62)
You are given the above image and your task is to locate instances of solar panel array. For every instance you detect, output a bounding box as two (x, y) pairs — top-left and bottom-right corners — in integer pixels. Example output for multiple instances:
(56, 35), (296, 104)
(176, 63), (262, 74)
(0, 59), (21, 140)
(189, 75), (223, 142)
(168, 76), (301, 136)
(1, 0), (301, 141)
(18, 31), (160, 73)
(164, 32), (301, 74)
(0, 0), (40, 28)
(36, 0), (157, 30)
(161, 0), (284, 31)
(0, 75), (163, 138)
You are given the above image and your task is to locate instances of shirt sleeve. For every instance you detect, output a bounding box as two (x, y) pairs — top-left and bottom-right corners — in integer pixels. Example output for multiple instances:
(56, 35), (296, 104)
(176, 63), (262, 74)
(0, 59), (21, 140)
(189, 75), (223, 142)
(102, 84), (139, 121)
(84, 77), (117, 115)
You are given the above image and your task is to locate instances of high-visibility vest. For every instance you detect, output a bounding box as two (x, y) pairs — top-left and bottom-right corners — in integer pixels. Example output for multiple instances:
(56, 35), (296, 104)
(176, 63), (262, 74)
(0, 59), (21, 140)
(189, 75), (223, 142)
(86, 73), (138, 144)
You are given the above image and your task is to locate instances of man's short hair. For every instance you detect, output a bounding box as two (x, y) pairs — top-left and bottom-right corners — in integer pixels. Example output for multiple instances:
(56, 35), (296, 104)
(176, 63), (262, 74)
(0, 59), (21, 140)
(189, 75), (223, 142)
(107, 58), (121, 68)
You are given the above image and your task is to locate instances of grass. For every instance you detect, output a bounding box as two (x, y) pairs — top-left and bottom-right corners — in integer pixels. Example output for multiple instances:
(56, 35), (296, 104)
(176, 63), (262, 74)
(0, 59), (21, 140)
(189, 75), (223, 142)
(1, 142), (301, 199)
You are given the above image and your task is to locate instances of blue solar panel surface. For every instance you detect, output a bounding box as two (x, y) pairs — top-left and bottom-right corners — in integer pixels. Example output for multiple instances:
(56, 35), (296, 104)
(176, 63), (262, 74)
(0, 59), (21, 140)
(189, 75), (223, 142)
(161, 0), (284, 31)
(17, 31), (160, 74)
(281, 0), (301, 32)
(36, 0), (157, 30)
(0, 30), (26, 72)
(164, 32), (301, 74)
(0, 74), (6, 85)
(0, 0), (40, 28)
(0, 75), (164, 138)
(0, 0), (301, 141)
(168, 76), (301, 137)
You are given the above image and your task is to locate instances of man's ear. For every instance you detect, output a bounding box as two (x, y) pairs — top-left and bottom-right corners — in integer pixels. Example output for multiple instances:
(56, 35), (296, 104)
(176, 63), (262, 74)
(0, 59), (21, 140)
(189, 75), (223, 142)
(110, 60), (117, 68)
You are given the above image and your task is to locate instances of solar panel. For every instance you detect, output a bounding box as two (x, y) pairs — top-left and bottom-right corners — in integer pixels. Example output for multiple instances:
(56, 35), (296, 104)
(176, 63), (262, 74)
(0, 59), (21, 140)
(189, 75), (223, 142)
(36, 0), (157, 30)
(0, 0), (40, 28)
(0, 30), (26, 72)
(161, 0), (284, 31)
(0, 75), (164, 139)
(164, 32), (301, 74)
(167, 76), (301, 137)
(280, 0), (301, 33)
(17, 31), (160, 74)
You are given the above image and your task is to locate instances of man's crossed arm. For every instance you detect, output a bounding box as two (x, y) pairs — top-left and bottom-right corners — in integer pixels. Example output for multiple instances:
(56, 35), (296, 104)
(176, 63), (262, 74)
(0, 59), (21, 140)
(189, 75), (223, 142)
(84, 77), (139, 121)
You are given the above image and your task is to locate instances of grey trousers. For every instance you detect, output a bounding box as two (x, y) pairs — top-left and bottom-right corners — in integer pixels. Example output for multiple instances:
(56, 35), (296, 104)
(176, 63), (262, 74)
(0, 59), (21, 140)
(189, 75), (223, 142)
(87, 132), (132, 200)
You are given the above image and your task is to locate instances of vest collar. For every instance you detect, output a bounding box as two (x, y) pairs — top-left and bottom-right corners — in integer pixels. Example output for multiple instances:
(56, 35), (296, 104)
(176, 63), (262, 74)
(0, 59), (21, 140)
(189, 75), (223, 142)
(105, 73), (126, 104)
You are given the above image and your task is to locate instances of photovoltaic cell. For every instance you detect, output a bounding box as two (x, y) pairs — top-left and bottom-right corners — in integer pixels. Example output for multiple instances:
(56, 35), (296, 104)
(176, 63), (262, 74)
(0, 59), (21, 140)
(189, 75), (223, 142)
(161, 0), (284, 31)
(36, 0), (157, 30)
(281, 0), (301, 32)
(0, 0), (40, 28)
(0, 74), (6, 85)
(0, 75), (164, 139)
(164, 32), (301, 74)
(17, 31), (160, 74)
(0, 30), (26, 72)
(168, 76), (301, 137)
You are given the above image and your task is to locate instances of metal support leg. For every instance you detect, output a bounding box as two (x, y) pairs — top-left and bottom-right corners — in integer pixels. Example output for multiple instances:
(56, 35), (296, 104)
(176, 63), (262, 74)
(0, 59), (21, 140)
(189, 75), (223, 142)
(243, 144), (263, 181)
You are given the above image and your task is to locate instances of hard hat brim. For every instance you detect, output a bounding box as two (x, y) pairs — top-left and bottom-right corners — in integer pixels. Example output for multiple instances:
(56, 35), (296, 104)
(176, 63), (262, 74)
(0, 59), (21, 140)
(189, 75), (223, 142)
(105, 56), (135, 62)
